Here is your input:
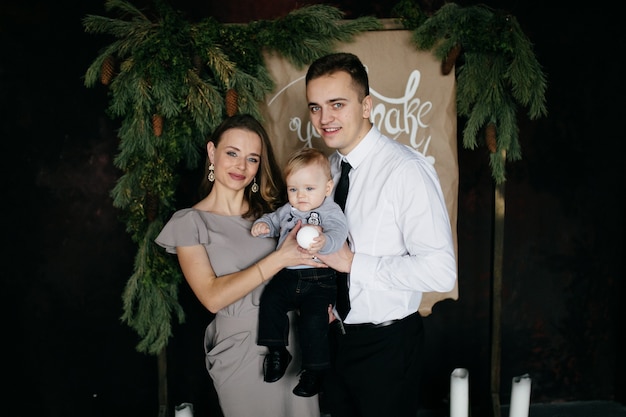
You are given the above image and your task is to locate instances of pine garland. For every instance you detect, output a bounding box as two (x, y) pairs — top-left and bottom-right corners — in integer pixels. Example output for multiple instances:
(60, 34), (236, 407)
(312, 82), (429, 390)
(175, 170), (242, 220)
(393, 0), (548, 183)
(84, 0), (547, 354)
(83, 0), (381, 354)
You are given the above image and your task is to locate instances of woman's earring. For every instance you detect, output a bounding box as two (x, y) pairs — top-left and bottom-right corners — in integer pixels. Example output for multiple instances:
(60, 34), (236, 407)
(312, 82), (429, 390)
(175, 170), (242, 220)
(251, 177), (259, 193)
(207, 163), (215, 182)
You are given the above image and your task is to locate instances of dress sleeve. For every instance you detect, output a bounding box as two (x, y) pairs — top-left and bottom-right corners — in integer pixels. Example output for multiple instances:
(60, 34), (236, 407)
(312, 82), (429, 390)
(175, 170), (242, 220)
(155, 208), (206, 254)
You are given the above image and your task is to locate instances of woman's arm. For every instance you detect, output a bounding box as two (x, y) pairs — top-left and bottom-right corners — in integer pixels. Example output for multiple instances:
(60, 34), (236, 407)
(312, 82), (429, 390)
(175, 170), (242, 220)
(178, 221), (323, 313)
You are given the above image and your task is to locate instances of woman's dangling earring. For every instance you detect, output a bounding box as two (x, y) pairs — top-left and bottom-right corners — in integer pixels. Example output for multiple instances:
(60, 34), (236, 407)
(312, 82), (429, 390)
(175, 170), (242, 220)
(251, 177), (259, 193)
(207, 162), (215, 182)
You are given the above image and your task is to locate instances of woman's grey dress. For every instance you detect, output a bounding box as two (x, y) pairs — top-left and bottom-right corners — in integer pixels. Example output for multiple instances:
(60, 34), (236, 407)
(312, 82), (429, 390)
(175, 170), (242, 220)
(156, 208), (319, 417)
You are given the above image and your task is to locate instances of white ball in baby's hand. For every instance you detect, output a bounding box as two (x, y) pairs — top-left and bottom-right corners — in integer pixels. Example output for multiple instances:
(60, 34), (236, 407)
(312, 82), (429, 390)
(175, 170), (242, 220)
(297, 226), (319, 249)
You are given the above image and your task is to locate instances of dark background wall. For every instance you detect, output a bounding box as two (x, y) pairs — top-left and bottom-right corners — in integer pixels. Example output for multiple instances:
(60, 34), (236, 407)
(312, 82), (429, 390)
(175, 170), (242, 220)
(1, 1), (624, 416)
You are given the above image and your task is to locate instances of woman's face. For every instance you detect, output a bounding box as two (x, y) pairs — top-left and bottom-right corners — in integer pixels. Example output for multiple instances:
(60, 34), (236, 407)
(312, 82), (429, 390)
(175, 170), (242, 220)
(208, 128), (262, 192)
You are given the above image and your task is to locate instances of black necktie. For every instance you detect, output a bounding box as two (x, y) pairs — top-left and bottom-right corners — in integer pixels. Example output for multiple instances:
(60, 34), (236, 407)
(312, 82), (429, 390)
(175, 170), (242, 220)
(335, 160), (351, 320)
(334, 160), (351, 211)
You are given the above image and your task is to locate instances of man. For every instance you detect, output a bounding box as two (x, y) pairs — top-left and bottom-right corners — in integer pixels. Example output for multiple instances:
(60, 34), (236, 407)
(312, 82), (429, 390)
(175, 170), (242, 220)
(307, 52), (457, 417)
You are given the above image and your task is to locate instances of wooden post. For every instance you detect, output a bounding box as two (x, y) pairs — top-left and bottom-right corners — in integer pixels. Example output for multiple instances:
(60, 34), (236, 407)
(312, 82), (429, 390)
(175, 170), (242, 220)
(158, 348), (168, 417)
(490, 149), (506, 417)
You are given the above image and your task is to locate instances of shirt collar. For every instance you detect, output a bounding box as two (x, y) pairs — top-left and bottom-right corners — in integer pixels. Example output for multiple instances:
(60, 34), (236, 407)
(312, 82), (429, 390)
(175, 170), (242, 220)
(337, 124), (382, 170)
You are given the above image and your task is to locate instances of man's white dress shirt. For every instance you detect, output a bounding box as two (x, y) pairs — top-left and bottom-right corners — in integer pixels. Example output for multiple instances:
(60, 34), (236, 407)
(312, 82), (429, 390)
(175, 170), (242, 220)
(329, 125), (457, 325)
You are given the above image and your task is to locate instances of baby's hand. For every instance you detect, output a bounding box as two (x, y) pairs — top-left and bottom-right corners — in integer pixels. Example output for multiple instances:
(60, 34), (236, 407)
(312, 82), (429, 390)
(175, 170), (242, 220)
(251, 222), (270, 237)
(307, 233), (326, 253)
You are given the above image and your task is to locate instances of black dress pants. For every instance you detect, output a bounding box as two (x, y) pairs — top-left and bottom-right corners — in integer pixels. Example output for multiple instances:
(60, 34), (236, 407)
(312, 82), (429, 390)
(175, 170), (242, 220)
(322, 312), (425, 417)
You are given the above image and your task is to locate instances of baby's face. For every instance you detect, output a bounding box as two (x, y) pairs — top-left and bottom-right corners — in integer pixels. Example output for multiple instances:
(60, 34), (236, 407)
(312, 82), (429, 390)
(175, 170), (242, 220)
(286, 164), (333, 212)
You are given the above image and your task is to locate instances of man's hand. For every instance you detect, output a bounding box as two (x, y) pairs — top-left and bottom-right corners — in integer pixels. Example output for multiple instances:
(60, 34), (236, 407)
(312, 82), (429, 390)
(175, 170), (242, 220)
(314, 241), (353, 273)
(328, 304), (337, 324)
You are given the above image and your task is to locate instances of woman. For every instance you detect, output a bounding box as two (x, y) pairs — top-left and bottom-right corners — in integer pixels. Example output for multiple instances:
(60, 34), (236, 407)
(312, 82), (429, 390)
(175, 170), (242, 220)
(156, 115), (321, 417)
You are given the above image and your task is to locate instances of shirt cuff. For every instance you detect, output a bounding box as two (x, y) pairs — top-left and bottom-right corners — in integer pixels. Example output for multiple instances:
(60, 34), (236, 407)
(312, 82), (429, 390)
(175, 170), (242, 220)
(350, 252), (378, 289)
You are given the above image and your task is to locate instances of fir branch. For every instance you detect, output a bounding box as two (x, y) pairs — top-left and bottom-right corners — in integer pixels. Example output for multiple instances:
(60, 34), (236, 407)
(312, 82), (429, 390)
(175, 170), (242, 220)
(184, 70), (224, 131)
(333, 17), (383, 42)
(121, 222), (184, 354)
(230, 69), (273, 121)
(506, 18), (548, 119)
(494, 96), (518, 159)
(402, 2), (548, 183)
(172, 120), (206, 171)
(217, 24), (264, 76)
(391, 0), (428, 30)
(489, 150), (507, 183)
(82, 14), (154, 39)
(409, 2), (464, 53)
(104, 0), (150, 20)
(202, 45), (237, 88)
(257, 5), (382, 69)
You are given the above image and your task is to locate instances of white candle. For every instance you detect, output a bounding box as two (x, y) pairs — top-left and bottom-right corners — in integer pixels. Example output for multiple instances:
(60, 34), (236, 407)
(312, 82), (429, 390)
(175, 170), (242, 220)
(450, 368), (469, 417)
(174, 402), (194, 417)
(509, 374), (531, 417)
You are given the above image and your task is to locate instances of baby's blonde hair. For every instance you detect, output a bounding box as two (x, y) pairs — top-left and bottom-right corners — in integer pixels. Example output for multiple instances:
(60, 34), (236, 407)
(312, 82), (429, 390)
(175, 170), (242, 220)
(283, 147), (332, 181)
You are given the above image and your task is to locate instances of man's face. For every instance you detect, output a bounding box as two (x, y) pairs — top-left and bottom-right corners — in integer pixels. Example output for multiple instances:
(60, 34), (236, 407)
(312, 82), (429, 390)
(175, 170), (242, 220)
(306, 71), (372, 155)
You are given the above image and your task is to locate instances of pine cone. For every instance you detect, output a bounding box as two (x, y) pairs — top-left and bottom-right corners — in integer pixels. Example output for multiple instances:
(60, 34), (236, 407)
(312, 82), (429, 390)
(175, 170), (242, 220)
(485, 123), (497, 153)
(152, 114), (163, 137)
(226, 89), (238, 117)
(442, 44), (461, 76)
(101, 56), (116, 86)
(144, 192), (159, 222)
(192, 55), (203, 75)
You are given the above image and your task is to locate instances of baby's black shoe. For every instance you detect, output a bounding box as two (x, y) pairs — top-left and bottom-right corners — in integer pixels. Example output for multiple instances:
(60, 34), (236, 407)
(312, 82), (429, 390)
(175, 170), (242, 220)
(293, 370), (322, 397)
(263, 347), (292, 383)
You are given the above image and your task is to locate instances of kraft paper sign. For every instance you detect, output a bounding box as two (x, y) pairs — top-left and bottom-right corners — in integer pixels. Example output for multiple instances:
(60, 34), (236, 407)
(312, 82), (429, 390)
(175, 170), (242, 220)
(260, 29), (459, 315)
